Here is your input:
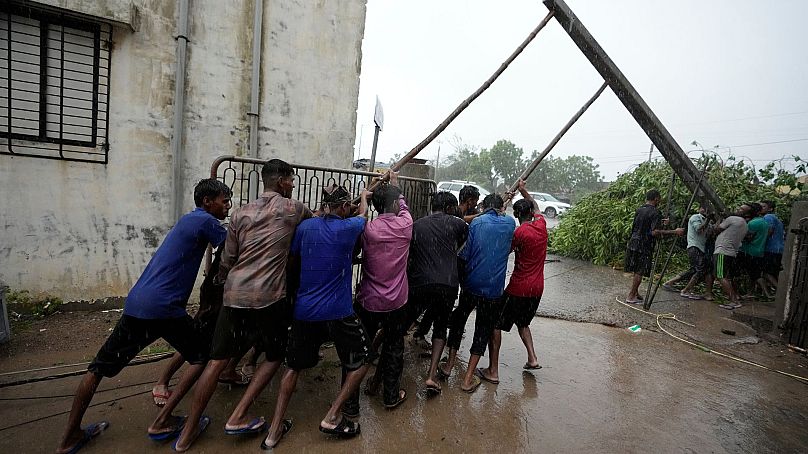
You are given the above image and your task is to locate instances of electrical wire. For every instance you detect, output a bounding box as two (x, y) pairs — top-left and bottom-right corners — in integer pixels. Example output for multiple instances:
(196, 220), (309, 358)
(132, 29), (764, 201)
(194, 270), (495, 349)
(0, 351), (176, 378)
(0, 378), (164, 401)
(614, 297), (808, 384)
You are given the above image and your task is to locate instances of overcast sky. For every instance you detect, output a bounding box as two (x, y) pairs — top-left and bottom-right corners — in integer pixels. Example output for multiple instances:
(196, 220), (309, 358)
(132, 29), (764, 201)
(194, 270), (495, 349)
(352, 0), (808, 182)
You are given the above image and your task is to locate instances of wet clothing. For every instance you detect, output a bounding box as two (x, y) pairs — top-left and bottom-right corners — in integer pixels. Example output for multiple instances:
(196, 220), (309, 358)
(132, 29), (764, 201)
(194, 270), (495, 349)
(506, 213), (548, 298)
(627, 203), (661, 254)
(714, 216), (747, 257)
(679, 246), (708, 281)
(408, 212), (468, 289)
(687, 213), (708, 252)
(408, 284), (457, 341)
(764, 213), (785, 253)
(357, 195), (412, 312)
(286, 315), (370, 371)
(291, 215), (366, 322)
(446, 291), (503, 356)
(714, 254), (737, 279)
(88, 314), (207, 378)
(624, 249), (653, 277)
(738, 252), (764, 281)
(352, 303), (409, 406)
(217, 191), (312, 309)
(209, 299), (291, 361)
(124, 208), (226, 319)
(764, 252), (783, 276)
(498, 292), (541, 332)
(459, 209), (515, 299)
(741, 217), (768, 258)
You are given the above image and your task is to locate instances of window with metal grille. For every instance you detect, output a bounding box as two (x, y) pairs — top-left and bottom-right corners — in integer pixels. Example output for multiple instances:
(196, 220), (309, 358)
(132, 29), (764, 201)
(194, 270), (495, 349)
(0, 4), (111, 163)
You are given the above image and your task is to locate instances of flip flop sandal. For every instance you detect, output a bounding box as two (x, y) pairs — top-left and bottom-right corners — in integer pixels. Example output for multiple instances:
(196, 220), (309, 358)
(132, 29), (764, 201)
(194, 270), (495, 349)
(152, 389), (173, 407)
(425, 384), (442, 396)
(65, 421), (109, 454)
(149, 416), (188, 441)
(260, 419), (293, 450)
(461, 375), (482, 394)
(172, 415), (211, 452)
(225, 416), (267, 436)
(475, 367), (499, 384)
(384, 389), (408, 409)
(523, 363), (543, 370)
(319, 417), (361, 438)
(436, 364), (451, 380)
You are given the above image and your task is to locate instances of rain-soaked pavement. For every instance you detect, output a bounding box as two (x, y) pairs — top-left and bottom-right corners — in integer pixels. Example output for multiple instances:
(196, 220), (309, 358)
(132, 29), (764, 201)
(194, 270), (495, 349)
(2, 255), (808, 453)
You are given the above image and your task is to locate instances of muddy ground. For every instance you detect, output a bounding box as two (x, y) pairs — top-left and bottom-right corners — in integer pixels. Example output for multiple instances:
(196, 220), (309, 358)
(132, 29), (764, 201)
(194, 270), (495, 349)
(2, 256), (808, 453)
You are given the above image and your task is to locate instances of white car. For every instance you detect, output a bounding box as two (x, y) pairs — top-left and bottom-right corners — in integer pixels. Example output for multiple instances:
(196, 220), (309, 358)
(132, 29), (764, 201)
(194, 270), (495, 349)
(436, 180), (490, 203)
(512, 191), (570, 218)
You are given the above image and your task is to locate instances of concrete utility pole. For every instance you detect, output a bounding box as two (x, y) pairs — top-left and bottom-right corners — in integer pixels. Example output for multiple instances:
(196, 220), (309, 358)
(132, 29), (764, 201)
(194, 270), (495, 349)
(543, 0), (727, 215)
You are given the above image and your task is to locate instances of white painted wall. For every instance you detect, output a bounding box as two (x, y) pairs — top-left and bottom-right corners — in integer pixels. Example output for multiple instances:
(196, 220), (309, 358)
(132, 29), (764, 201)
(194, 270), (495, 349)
(0, 0), (367, 300)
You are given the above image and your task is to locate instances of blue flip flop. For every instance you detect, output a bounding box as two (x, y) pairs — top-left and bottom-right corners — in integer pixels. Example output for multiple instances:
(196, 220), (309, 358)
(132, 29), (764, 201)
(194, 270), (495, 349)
(148, 415), (188, 441)
(225, 416), (267, 435)
(172, 415), (211, 452)
(66, 421), (110, 454)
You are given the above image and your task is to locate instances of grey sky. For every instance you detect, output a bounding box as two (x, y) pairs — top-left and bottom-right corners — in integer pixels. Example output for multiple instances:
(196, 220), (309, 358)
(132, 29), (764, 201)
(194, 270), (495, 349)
(353, 0), (808, 181)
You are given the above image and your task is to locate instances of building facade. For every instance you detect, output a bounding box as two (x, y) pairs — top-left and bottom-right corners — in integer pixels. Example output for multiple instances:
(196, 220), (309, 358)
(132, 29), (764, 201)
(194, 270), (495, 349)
(0, 0), (367, 300)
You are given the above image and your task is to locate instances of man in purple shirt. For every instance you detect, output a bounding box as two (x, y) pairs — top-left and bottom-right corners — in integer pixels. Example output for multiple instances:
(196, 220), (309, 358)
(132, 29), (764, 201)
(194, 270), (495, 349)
(353, 172), (413, 409)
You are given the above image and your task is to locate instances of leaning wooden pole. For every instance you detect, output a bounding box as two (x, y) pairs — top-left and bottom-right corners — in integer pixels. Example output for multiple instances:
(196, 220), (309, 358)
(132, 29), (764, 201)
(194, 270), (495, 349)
(357, 10), (555, 200)
(504, 81), (608, 203)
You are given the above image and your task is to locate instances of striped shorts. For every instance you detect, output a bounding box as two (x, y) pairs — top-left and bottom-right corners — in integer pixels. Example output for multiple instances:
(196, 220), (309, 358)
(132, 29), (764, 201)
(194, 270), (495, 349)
(713, 253), (736, 279)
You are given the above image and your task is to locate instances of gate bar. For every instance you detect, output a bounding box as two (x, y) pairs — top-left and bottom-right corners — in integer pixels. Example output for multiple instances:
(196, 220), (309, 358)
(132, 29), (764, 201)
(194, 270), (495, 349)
(357, 10), (556, 200)
(504, 81), (608, 203)
(543, 0), (727, 216)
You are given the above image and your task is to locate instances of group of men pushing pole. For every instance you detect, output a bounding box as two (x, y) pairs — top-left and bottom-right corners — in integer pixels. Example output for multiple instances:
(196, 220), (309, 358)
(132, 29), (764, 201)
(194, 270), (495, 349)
(56, 158), (549, 453)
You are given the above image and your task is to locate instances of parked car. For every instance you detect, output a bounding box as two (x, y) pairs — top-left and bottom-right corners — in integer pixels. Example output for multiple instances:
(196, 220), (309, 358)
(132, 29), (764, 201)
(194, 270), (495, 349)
(512, 191), (570, 218)
(436, 180), (490, 203)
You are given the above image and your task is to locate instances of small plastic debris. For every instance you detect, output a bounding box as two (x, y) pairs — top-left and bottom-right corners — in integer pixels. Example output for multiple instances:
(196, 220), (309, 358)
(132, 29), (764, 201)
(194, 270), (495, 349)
(39, 328), (47, 333)
(721, 329), (736, 336)
(627, 324), (641, 334)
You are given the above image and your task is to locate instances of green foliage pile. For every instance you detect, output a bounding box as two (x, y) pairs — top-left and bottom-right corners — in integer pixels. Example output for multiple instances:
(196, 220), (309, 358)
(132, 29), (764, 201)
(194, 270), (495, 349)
(550, 154), (806, 270)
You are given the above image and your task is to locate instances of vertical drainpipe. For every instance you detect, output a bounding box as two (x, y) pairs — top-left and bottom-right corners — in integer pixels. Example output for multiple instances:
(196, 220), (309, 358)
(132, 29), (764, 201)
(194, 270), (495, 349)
(248, 0), (263, 159)
(171, 0), (190, 222)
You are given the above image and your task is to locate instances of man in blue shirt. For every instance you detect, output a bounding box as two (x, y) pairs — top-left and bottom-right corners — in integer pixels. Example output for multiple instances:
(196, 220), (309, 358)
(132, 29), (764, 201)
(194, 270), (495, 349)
(57, 179), (231, 454)
(262, 185), (371, 450)
(440, 193), (515, 393)
(761, 200), (785, 289)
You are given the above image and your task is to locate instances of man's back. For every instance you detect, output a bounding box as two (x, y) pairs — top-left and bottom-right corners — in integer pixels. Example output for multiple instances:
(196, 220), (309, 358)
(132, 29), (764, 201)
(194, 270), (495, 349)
(218, 192), (311, 309)
(764, 213), (785, 253)
(686, 213), (707, 252)
(742, 217), (768, 257)
(506, 214), (548, 298)
(627, 204), (660, 253)
(357, 196), (413, 312)
(461, 209), (515, 299)
(292, 215), (366, 322)
(715, 216), (748, 257)
(408, 212), (468, 289)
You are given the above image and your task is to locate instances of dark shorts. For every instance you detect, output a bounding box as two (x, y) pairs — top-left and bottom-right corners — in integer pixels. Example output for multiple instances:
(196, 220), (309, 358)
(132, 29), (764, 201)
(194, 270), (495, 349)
(714, 254), (736, 280)
(88, 314), (207, 378)
(469, 293), (504, 357)
(680, 246), (707, 281)
(744, 254), (764, 281)
(763, 252), (782, 276)
(625, 248), (652, 277)
(209, 299), (291, 362)
(498, 292), (541, 332)
(408, 284), (458, 341)
(286, 314), (370, 371)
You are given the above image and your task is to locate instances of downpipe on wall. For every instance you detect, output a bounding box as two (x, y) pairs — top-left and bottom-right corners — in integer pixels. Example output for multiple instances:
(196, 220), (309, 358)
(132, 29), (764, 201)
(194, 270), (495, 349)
(170, 0), (190, 222)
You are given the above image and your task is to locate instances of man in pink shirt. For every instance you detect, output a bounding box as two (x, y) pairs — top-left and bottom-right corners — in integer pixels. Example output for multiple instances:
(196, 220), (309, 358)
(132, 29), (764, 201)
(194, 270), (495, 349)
(353, 172), (413, 410)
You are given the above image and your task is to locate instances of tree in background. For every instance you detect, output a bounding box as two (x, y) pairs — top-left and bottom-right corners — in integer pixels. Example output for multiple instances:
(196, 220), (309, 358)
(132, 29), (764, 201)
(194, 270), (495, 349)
(488, 139), (527, 190)
(529, 154), (603, 202)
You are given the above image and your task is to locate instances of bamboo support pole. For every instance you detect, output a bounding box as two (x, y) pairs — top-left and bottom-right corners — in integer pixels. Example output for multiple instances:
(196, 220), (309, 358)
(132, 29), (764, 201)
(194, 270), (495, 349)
(355, 10), (556, 201)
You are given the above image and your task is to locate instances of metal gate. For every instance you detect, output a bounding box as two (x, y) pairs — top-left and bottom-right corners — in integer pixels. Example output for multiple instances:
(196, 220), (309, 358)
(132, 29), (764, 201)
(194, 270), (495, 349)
(784, 217), (808, 348)
(209, 155), (437, 288)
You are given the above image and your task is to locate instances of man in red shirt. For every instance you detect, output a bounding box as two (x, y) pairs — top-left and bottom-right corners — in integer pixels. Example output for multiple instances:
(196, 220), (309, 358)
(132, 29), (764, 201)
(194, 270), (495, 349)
(477, 180), (546, 384)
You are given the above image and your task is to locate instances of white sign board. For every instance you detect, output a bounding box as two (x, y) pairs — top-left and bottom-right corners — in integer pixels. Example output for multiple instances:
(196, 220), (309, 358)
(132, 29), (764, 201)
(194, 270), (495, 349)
(374, 96), (384, 130)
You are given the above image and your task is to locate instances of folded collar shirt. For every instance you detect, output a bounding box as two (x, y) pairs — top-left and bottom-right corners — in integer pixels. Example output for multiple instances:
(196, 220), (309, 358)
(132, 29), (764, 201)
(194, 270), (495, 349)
(357, 196), (413, 312)
(217, 191), (312, 309)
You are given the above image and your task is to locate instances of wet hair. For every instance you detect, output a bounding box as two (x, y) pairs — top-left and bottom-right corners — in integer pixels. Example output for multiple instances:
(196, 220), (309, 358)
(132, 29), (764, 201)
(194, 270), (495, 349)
(748, 202), (762, 217)
(321, 184), (351, 208)
(761, 200), (776, 210)
(193, 178), (232, 207)
(431, 191), (458, 213)
(372, 183), (402, 214)
(646, 189), (661, 201)
(513, 199), (534, 221)
(459, 185), (480, 204)
(261, 158), (294, 186)
(482, 193), (504, 210)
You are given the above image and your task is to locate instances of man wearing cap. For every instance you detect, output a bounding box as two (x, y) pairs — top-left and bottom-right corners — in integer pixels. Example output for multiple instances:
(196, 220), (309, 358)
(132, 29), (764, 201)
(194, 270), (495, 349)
(263, 185), (372, 449)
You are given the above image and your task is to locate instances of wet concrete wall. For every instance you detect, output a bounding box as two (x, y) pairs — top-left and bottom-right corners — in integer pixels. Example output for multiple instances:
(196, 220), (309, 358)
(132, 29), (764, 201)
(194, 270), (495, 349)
(0, 0), (367, 300)
(774, 201), (808, 331)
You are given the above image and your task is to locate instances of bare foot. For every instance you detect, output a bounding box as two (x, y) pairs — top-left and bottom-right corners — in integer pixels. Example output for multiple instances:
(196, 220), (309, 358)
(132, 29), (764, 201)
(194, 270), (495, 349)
(424, 378), (441, 393)
(148, 414), (185, 436)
